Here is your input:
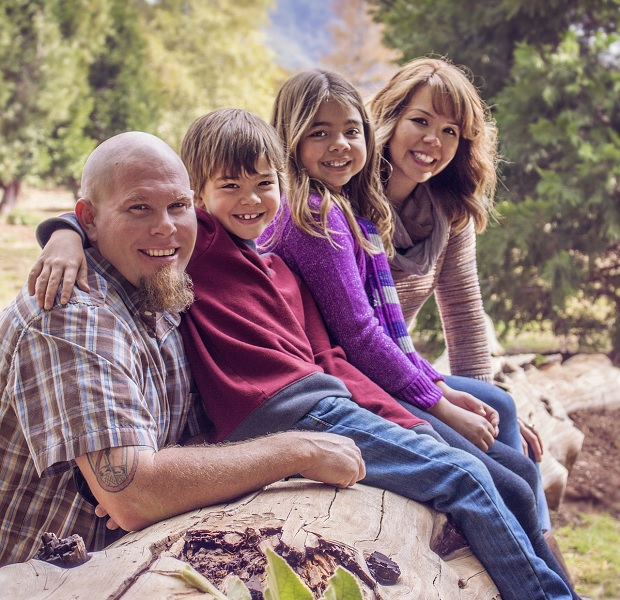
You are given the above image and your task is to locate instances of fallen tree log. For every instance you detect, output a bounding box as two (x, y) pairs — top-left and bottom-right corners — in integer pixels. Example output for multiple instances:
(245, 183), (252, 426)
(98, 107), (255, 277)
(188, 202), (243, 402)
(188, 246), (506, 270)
(0, 480), (500, 599)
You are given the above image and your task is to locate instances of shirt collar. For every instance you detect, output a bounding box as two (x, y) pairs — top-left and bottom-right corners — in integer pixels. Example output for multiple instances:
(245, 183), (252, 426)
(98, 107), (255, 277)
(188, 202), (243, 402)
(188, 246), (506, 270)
(84, 248), (182, 330)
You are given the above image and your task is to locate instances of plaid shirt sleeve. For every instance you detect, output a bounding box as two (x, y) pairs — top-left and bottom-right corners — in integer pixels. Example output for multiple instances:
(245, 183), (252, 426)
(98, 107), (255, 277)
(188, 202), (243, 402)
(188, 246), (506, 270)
(12, 300), (163, 477)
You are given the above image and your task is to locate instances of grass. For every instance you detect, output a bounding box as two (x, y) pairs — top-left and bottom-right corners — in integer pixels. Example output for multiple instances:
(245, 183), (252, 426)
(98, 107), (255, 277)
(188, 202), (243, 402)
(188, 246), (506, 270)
(556, 513), (620, 599)
(0, 186), (75, 310)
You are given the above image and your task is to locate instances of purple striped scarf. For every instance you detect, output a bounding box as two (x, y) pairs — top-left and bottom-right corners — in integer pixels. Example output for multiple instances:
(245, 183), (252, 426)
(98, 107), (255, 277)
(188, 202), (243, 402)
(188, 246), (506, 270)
(355, 216), (419, 363)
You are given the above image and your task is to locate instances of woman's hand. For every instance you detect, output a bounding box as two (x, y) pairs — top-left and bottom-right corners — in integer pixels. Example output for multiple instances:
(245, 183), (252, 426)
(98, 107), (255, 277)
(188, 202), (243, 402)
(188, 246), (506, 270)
(27, 229), (89, 310)
(518, 418), (544, 462)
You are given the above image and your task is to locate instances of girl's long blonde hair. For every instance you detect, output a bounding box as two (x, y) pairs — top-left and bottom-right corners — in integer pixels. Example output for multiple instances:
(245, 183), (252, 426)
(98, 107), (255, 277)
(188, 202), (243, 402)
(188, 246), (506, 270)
(271, 69), (394, 256)
(370, 57), (498, 233)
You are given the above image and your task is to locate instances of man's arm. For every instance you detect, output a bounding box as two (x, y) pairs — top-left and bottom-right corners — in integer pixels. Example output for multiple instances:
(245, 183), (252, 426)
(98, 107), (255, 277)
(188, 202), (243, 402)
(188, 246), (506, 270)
(75, 431), (365, 532)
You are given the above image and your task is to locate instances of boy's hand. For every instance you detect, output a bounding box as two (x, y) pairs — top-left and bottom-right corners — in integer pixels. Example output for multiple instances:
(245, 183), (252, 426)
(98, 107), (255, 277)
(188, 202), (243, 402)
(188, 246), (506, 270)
(27, 229), (89, 310)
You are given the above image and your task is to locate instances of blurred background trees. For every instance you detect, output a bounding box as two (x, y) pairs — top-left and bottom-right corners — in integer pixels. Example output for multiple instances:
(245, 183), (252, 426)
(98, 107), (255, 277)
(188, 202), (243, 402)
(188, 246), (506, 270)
(0, 0), (280, 213)
(371, 0), (620, 359)
(1, 0), (619, 357)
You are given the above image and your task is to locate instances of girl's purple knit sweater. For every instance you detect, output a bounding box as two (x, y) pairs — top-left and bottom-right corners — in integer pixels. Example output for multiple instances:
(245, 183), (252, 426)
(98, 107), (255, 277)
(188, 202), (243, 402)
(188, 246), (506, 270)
(260, 194), (444, 410)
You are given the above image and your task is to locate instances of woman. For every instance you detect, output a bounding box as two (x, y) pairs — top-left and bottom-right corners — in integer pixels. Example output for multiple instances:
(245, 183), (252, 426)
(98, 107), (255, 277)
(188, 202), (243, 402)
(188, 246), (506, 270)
(369, 56), (558, 537)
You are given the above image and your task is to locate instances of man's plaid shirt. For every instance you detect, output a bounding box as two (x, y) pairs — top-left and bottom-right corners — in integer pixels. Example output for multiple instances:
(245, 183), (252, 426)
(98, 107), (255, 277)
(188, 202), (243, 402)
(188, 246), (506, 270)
(0, 248), (197, 566)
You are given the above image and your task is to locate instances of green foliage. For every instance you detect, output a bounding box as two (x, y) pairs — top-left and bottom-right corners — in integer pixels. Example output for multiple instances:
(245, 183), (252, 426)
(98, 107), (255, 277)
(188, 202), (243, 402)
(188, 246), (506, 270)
(158, 547), (363, 599)
(480, 30), (620, 351)
(263, 547), (363, 600)
(263, 547), (314, 600)
(371, 0), (620, 355)
(0, 0), (91, 187)
(85, 0), (162, 143)
(6, 210), (41, 226)
(0, 0), (282, 206)
(144, 0), (284, 149)
(370, 0), (619, 97)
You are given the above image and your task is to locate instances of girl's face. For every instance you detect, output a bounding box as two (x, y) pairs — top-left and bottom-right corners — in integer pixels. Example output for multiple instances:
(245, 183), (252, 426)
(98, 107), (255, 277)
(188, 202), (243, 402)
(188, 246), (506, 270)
(387, 85), (460, 195)
(298, 100), (367, 193)
(199, 155), (281, 240)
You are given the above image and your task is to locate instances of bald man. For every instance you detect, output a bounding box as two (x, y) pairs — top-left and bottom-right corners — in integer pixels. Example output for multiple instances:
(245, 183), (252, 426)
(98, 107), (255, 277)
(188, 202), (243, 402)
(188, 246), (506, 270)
(0, 132), (365, 566)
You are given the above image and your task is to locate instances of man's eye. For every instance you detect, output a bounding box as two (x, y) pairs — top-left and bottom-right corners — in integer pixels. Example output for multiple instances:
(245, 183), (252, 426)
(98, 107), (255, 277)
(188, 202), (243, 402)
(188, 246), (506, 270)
(129, 204), (149, 211)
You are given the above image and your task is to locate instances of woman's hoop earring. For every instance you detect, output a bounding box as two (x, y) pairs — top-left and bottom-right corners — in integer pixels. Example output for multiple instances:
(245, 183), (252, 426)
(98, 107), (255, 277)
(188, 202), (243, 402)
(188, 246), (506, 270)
(380, 155), (393, 184)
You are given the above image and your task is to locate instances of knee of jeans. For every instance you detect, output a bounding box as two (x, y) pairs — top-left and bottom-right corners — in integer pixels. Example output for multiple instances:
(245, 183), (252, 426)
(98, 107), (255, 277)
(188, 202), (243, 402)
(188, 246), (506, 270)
(488, 388), (517, 421)
(453, 451), (494, 486)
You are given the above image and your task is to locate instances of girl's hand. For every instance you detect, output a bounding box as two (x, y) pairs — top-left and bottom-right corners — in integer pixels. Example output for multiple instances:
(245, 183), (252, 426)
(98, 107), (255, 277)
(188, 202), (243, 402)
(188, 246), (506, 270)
(27, 229), (89, 310)
(518, 418), (544, 462)
(429, 383), (500, 451)
(438, 382), (500, 433)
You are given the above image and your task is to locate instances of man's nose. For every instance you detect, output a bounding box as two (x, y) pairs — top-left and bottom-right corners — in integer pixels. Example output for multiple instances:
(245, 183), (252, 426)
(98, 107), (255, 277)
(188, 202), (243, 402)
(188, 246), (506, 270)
(152, 211), (177, 235)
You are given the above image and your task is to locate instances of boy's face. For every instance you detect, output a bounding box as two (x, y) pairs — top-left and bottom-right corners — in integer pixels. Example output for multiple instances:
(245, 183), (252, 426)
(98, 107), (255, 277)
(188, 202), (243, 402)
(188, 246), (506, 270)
(198, 156), (281, 240)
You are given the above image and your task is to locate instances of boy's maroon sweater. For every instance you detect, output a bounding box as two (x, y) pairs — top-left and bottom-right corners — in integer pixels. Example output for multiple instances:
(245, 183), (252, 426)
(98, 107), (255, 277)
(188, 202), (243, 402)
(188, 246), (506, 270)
(181, 208), (427, 443)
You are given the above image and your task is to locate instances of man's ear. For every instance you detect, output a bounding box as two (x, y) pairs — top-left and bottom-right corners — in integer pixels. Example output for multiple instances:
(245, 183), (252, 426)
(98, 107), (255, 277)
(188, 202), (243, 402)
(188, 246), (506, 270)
(76, 198), (98, 243)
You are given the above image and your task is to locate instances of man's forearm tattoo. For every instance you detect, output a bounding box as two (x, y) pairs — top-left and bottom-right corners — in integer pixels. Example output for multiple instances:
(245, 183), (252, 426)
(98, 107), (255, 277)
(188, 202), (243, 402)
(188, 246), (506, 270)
(87, 446), (145, 493)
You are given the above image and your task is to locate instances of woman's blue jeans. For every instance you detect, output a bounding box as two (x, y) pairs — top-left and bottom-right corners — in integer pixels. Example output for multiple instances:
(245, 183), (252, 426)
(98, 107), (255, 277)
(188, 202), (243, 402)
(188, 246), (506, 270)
(444, 375), (552, 532)
(296, 396), (574, 600)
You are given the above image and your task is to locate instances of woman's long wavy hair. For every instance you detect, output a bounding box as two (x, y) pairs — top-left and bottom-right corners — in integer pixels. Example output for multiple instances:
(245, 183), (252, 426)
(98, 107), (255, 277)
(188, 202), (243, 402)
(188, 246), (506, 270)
(270, 69), (394, 256)
(369, 57), (498, 233)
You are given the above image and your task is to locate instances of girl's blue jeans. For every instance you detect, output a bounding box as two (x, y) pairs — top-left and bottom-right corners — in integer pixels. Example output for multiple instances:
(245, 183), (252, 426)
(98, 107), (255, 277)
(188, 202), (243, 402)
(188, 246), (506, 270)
(296, 396), (575, 600)
(444, 375), (552, 532)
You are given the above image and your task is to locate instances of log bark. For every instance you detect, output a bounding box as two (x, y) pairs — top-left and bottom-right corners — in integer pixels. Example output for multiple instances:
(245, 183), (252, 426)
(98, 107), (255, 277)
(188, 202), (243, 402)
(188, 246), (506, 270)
(0, 481), (500, 599)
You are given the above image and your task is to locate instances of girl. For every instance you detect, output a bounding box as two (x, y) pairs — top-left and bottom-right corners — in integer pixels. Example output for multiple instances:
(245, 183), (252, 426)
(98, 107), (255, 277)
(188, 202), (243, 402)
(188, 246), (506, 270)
(259, 69), (556, 533)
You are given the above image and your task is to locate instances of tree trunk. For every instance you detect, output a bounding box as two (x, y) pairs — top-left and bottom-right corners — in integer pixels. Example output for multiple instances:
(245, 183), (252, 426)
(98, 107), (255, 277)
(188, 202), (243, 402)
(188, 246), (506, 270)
(0, 180), (21, 216)
(0, 481), (500, 600)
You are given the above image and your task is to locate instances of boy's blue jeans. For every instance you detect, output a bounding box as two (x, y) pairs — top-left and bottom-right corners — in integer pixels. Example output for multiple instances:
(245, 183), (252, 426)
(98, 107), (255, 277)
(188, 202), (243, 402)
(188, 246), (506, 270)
(296, 396), (574, 600)
(445, 375), (552, 532)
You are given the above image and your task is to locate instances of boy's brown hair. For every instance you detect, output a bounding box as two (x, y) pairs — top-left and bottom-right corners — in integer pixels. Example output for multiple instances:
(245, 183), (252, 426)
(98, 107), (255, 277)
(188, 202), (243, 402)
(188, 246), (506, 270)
(180, 108), (285, 202)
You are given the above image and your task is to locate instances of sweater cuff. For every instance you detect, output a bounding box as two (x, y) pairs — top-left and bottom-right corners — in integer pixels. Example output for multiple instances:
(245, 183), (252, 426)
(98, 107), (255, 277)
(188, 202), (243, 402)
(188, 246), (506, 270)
(36, 214), (85, 248)
(398, 373), (444, 410)
(419, 357), (445, 384)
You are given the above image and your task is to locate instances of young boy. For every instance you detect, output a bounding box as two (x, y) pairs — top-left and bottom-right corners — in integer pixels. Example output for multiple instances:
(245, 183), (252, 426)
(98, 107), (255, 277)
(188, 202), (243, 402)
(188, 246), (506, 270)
(33, 109), (576, 600)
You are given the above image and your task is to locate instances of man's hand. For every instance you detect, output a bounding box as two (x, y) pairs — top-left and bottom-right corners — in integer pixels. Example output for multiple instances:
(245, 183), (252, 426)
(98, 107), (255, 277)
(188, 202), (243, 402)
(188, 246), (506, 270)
(74, 432), (365, 533)
(27, 228), (89, 310)
(94, 505), (121, 530)
(295, 431), (366, 487)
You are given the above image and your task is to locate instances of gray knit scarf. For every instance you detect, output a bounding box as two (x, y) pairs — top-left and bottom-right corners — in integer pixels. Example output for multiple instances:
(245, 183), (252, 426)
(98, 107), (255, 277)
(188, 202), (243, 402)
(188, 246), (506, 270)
(389, 184), (449, 277)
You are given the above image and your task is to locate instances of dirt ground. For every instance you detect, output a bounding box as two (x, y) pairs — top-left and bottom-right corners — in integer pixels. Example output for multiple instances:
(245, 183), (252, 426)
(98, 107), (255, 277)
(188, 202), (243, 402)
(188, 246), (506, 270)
(552, 406), (620, 527)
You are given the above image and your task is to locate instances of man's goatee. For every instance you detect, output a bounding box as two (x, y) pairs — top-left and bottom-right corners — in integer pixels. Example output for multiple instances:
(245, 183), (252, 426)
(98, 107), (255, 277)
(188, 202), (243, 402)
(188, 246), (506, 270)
(137, 266), (194, 313)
